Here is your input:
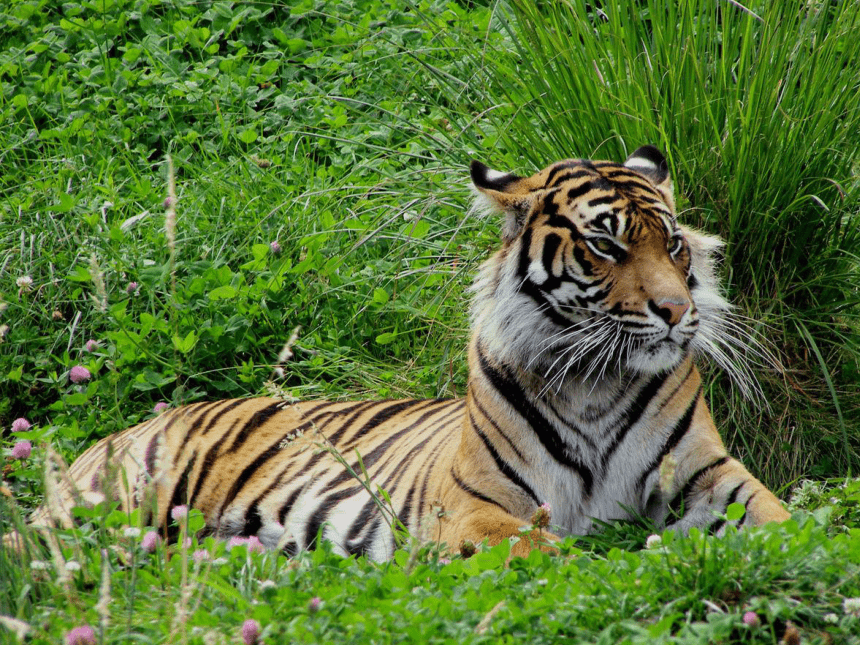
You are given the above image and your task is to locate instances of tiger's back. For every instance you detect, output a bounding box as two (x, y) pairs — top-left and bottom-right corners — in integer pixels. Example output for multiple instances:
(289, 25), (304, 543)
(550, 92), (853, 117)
(43, 398), (465, 560)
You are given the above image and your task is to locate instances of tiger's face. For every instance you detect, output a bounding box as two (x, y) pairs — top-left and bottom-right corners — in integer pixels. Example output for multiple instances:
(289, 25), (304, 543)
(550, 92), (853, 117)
(470, 146), (721, 379)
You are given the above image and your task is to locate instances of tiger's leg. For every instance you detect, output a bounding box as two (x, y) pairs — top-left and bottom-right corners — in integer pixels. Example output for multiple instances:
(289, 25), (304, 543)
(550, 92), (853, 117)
(435, 498), (560, 558)
(652, 398), (790, 533)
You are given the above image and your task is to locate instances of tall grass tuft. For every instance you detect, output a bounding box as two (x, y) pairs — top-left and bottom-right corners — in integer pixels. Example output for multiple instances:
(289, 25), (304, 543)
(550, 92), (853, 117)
(425, 0), (860, 487)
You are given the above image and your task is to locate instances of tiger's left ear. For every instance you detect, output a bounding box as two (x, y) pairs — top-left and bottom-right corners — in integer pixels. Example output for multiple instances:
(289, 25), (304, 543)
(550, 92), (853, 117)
(470, 160), (544, 241)
(624, 145), (675, 212)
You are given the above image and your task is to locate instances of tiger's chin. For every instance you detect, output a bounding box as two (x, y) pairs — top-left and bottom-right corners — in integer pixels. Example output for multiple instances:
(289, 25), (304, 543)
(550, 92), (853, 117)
(625, 341), (687, 375)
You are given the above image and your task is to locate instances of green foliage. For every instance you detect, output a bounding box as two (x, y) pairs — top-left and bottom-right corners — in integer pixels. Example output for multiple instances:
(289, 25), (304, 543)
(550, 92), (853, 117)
(2, 498), (860, 644)
(2, 0), (860, 642)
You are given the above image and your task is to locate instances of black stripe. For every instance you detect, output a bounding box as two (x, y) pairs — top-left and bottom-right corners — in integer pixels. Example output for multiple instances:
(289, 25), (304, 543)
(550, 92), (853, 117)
(666, 456), (730, 520)
(710, 482), (745, 534)
(601, 373), (671, 470)
(545, 162), (586, 187)
(277, 485), (304, 526)
(416, 430), (459, 530)
(227, 401), (285, 453)
(586, 195), (618, 209)
(219, 421), (317, 522)
(323, 400), (388, 445)
(144, 433), (160, 476)
(196, 399), (248, 437)
(470, 413), (540, 505)
(469, 388), (525, 461)
(341, 399), (438, 449)
(636, 392), (700, 492)
(168, 449), (197, 512)
(565, 181), (594, 203)
(477, 344), (594, 496)
(451, 467), (508, 512)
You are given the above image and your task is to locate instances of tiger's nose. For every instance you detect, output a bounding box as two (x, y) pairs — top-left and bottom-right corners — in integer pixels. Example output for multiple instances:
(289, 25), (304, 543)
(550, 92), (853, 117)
(649, 299), (690, 326)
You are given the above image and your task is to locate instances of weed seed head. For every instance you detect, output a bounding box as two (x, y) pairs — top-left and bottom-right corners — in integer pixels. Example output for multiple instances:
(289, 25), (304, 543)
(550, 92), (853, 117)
(531, 502), (551, 529)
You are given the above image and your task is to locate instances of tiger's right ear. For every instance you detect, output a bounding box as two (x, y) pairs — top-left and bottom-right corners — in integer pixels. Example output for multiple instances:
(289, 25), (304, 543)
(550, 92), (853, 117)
(470, 160), (542, 241)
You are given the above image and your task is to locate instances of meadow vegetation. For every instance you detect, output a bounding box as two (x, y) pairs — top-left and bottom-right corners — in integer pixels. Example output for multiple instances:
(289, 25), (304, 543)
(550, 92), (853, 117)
(2, 0), (860, 642)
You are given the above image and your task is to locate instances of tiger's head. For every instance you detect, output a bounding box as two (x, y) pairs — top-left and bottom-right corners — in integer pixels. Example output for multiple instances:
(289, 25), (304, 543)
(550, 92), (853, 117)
(470, 146), (736, 386)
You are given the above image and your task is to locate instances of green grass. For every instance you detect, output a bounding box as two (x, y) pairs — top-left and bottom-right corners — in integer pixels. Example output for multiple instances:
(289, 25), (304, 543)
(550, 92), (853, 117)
(2, 0), (860, 642)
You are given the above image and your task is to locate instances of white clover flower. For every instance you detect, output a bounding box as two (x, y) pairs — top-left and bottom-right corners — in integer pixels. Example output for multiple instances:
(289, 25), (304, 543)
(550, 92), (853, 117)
(65, 560), (82, 572)
(211, 557), (229, 566)
(29, 560), (49, 570)
(16, 276), (33, 290)
(259, 580), (277, 591)
(843, 597), (860, 617)
(646, 534), (663, 549)
(824, 613), (839, 624)
(123, 527), (142, 539)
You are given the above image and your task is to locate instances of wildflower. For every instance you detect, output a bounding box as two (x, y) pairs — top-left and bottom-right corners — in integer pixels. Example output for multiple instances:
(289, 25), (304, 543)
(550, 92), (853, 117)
(164, 196), (175, 210)
(193, 549), (210, 563)
(645, 534), (662, 549)
(269, 241), (281, 254)
(259, 580), (276, 591)
(123, 527), (141, 539)
(66, 626), (96, 645)
(65, 560), (81, 572)
(246, 536), (266, 553)
(742, 611), (760, 627)
(84, 339), (100, 352)
(153, 401), (170, 414)
(140, 531), (160, 552)
(309, 596), (321, 614)
(11, 418), (31, 433)
(241, 619), (261, 645)
(824, 613), (839, 624)
(29, 560), (49, 570)
(69, 365), (91, 383)
(228, 536), (248, 550)
(171, 505), (188, 521)
(438, 557), (451, 565)
(11, 440), (32, 460)
(211, 557), (229, 566)
(531, 502), (551, 529)
(126, 281), (139, 294)
(16, 276), (33, 292)
(844, 597), (860, 617)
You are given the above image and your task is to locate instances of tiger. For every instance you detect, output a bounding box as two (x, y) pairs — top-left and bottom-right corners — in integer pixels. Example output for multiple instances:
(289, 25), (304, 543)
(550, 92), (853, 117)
(17, 146), (789, 560)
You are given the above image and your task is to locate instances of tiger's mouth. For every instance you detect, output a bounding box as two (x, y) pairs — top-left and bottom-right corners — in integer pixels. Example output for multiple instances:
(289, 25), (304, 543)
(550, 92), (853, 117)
(532, 316), (692, 388)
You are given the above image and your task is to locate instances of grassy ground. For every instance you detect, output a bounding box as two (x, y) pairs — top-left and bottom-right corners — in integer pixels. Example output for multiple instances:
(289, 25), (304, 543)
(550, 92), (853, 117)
(2, 0), (860, 642)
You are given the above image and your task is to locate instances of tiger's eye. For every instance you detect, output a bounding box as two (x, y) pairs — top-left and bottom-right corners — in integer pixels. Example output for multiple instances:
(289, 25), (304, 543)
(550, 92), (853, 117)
(668, 236), (683, 255)
(592, 238), (614, 253)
